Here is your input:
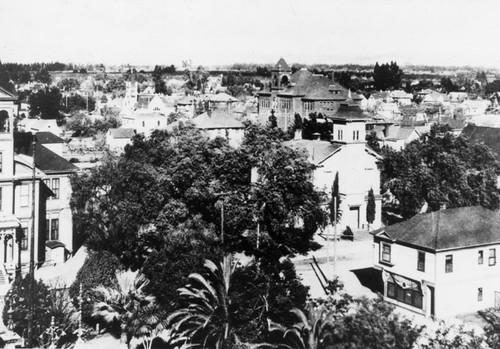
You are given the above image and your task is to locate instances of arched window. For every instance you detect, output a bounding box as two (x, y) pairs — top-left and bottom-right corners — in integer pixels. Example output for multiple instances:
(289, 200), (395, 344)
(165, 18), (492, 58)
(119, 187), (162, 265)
(281, 75), (289, 87)
(0, 111), (9, 133)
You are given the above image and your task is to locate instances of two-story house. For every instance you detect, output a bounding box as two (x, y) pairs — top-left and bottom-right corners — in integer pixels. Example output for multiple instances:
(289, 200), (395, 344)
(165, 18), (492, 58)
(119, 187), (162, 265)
(372, 206), (500, 319)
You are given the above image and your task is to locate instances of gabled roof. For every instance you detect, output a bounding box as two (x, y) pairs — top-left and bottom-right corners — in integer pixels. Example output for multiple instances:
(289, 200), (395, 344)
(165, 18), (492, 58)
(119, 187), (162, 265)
(32, 143), (79, 173)
(208, 92), (238, 103)
(462, 124), (500, 160)
(108, 128), (136, 139)
(35, 132), (65, 144)
(0, 85), (17, 101)
(191, 109), (244, 129)
(385, 126), (419, 141)
(272, 57), (290, 71)
(283, 139), (343, 165)
(373, 206), (500, 251)
(15, 134), (77, 174)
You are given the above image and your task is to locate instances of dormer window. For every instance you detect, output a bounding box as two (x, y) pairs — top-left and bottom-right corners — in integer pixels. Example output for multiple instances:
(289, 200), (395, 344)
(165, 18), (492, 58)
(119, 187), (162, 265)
(380, 242), (391, 263)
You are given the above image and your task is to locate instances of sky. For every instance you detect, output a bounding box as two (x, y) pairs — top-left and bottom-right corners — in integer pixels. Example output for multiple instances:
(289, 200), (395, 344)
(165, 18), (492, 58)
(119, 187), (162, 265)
(1, 0), (500, 68)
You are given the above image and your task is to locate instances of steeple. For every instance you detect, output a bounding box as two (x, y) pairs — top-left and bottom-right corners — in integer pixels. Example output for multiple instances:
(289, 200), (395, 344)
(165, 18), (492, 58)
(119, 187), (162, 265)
(271, 57), (291, 91)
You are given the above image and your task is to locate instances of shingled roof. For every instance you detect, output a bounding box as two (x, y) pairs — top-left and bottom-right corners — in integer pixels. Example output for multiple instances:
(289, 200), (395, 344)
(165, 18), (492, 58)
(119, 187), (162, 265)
(283, 139), (343, 165)
(35, 131), (65, 144)
(462, 124), (500, 160)
(273, 57), (290, 71)
(192, 109), (244, 129)
(374, 206), (500, 251)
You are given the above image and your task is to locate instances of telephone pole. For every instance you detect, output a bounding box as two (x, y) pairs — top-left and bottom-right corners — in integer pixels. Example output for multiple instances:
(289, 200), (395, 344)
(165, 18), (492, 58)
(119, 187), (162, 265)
(27, 138), (36, 345)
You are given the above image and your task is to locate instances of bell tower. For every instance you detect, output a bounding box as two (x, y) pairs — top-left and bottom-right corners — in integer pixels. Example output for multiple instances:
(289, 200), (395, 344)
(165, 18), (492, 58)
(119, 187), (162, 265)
(271, 57), (291, 91)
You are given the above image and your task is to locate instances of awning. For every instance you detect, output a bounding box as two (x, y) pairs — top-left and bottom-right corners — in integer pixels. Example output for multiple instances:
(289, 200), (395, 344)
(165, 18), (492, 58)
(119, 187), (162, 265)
(384, 271), (421, 291)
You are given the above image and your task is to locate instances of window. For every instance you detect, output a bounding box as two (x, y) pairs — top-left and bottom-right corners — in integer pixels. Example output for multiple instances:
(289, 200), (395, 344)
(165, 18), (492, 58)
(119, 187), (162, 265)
(490, 249), (496, 266)
(417, 251), (425, 271)
(356, 130), (360, 140)
(353, 131), (356, 140)
(445, 255), (453, 273)
(478, 250), (484, 265)
(0, 152), (3, 173)
(20, 184), (29, 207)
(21, 228), (28, 250)
(51, 178), (60, 199)
(50, 218), (59, 241)
(381, 243), (391, 263)
(0, 187), (3, 211)
(142, 121), (145, 127)
(478, 287), (483, 302)
(386, 274), (423, 309)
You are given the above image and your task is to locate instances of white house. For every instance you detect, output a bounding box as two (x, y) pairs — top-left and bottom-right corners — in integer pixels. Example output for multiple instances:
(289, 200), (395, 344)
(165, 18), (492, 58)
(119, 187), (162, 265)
(17, 119), (63, 137)
(372, 206), (500, 319)
(190, 109), (245, 148)
(382, 126), (421, 151)
(120, 112), (169, 138)
(106, 128), (136, 153)
(284, 105), (382, 232)
(390, 90), (413, 105)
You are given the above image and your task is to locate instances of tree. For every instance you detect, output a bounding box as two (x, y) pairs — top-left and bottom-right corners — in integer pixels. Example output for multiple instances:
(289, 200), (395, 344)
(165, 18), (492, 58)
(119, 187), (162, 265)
(268, 304), (337, 349)
(152, 65), (168, 94)
(229, 259), (310, 344)
(331, 297), (423, 348)
(268, 109), (278, 128)
(381, 124), (500, 220)
(329, 172), (341, 225)
(57, 78), (80, 91)
(3, 274), (52, 346)
(69, 249), (124, 325)
(35, 68), (51, 84)
(373, 61), (403, 91)
(366, 188), (375, 231)
(168, 258), (233, 348)
(28, 86), (62, 119)
(294, 113), (303, 130)
(93, 270), (164, 349)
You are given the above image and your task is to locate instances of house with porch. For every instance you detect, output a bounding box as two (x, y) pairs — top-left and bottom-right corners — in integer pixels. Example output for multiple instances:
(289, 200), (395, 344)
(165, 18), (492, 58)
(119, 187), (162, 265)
(372, 206), (500, 319)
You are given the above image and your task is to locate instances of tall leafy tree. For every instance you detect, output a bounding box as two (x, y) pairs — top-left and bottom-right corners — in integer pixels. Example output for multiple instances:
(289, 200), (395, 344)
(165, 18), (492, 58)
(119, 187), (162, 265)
(381, 123), (500, 220)
(329, 172), (342, 225)
(373, 61), (403, 91)
(28, 86), (62, 119)
(366, 188), (376, 231)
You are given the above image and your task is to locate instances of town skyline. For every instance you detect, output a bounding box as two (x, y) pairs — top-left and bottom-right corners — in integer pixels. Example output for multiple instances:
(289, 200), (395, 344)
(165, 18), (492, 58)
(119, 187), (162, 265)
(2, 0), (500, 69)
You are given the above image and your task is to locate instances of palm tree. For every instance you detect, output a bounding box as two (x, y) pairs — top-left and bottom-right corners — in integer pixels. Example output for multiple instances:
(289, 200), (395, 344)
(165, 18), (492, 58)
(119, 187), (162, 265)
(167, 257), (234, 349)
(93, 269), (166, 349)
(268, 303), (337, 349)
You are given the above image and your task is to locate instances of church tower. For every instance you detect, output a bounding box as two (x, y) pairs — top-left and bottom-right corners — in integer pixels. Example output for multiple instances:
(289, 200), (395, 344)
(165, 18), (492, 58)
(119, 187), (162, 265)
(271, 57), (291, 91)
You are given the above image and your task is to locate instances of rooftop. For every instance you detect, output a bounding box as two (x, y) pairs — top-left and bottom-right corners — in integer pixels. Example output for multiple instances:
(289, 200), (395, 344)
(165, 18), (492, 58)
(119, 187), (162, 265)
(283, 139), (343, 165)
(374, 206), (500, 251)
(191, 109), (244, 129)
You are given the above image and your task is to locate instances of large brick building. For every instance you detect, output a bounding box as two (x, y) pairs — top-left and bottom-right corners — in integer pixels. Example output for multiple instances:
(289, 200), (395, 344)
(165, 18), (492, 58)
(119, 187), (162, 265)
(257, 58), (349, 130)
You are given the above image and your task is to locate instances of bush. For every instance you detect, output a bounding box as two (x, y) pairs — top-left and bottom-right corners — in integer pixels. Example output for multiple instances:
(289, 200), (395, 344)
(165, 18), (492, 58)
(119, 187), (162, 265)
(69, 249), (124, 325)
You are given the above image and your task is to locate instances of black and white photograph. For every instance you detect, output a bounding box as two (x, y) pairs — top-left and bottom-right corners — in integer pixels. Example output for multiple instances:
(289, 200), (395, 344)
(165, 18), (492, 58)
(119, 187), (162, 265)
(1, 0), (500, 347)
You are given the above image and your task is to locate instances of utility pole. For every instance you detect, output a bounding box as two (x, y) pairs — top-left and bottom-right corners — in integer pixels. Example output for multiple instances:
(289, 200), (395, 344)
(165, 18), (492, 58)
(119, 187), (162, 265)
(333, 197), (337, 276)
(27, 137), (36, 345)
